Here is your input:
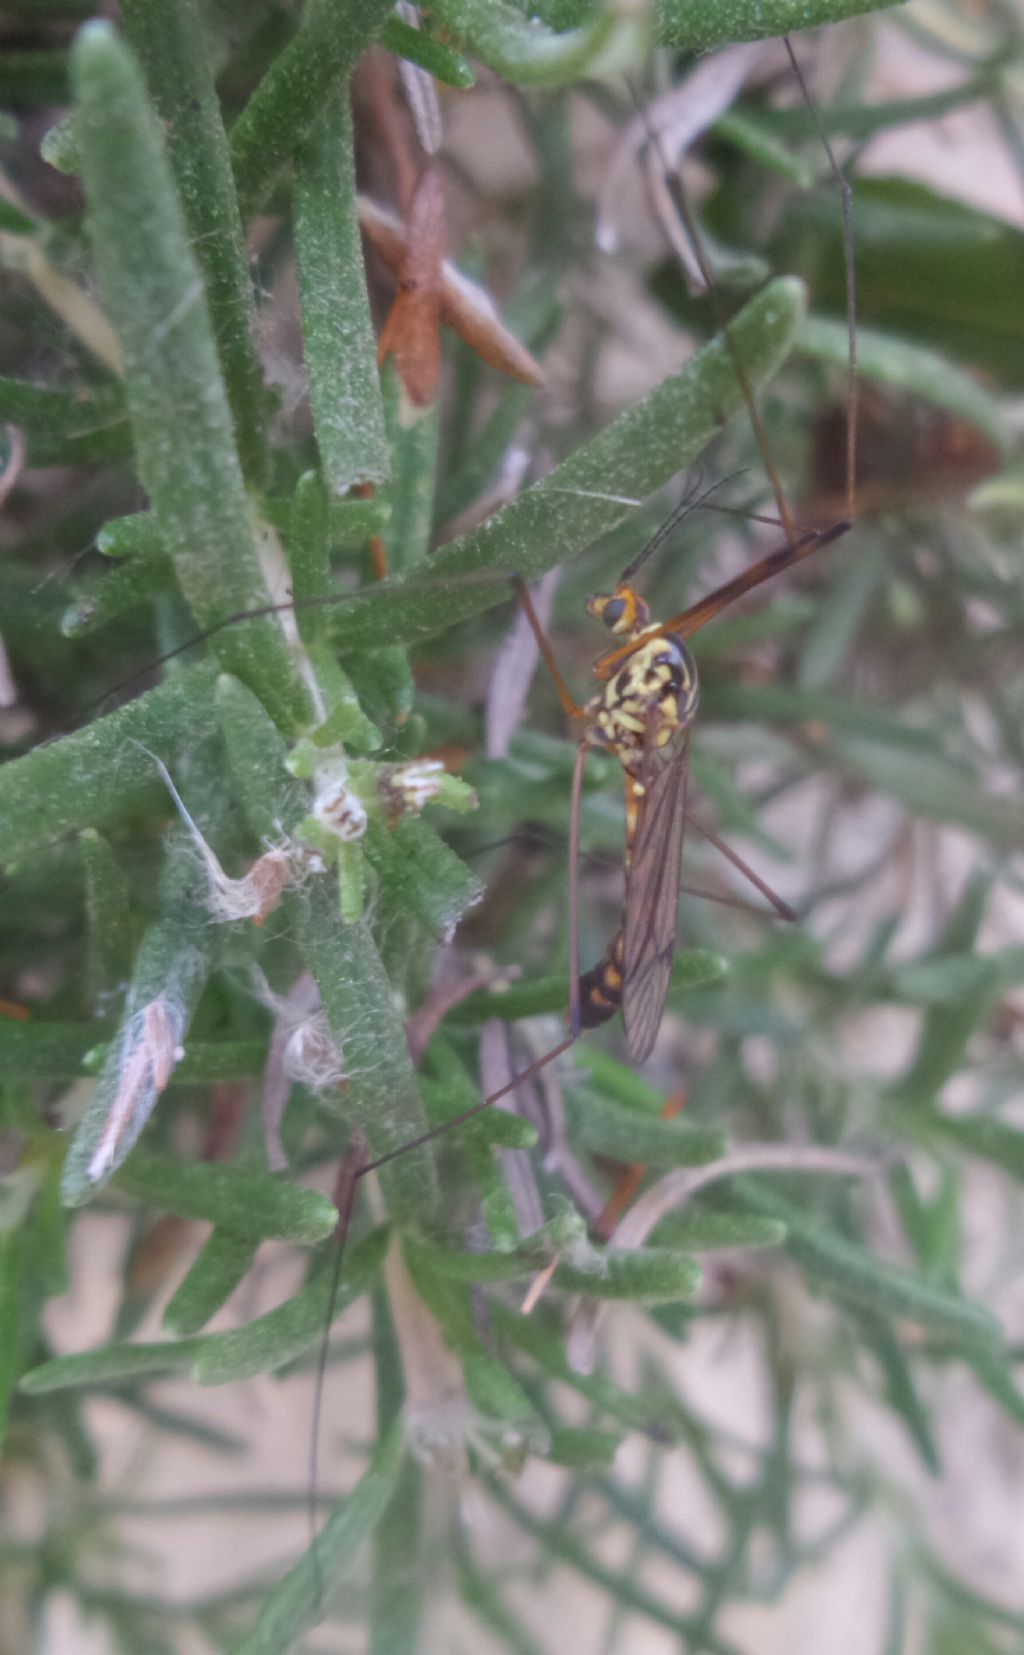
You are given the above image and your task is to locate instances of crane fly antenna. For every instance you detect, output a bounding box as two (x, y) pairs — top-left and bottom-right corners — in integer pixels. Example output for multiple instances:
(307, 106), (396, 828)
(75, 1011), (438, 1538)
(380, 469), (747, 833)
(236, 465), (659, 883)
(619, 473), (732, 584)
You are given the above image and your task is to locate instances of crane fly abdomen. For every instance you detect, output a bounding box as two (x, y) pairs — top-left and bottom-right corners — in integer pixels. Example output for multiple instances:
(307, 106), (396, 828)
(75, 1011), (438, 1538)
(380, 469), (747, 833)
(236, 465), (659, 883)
(578, 927), (626, 1030)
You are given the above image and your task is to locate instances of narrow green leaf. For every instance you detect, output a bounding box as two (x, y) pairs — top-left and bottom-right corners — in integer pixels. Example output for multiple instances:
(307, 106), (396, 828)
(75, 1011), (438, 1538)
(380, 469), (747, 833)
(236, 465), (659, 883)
(79, 829), (132, 1014)
(378, 359), (438, 575)
(0, 372), (128, 465)
(490, 1301), (687, 1442)
(853, 1306), (940, 1474)
(287, 472), (330, 649)
(573, 1046), (677, 1115)
(712, 108), (813, 187)
(39, 111), (79, 175)
(916, 1110), (1024, 1183)
(797, 544), (886, 691)
(458, 1547), (545, 1655)
(800, 317), (1012, 457)
(173, 1040), (268, 1084)
(215, 674), (310, 846)
(231, 1420), (404, 1655)
(653, 0), (903, 50)
(363, 817), (482, 945)
(294, 95), (389, 493)
(890, 955), (1000, 1006)
(402, 1246), (479, 1352)
(462, 1346), (538, 1425)
(329, 496), (393, 546)
(0, 49), (70, 103)
(30, 1161), (69, 1299)
(488, 1479), (719, 1646)
(757, 77), (998, 144)
(26, 1235), (385, 1396)
(431, 0), (630, 87)
(114, 1153), (337, 1244)
(407, 1211), (582, 1283)
(669, 948), (731, 996)
(0, 195), (37, 233)
(450, 972), (568, 1023)
(893, 989), (996, 1110)
(888, 1163), (961, 1285)
(163, 1230), (256, 1337)
(831, 737), (1024, 852)
(194, 1229), (388, 1383)
(121, 0), (268, 483)
(547, 1426), (622, 1470)
(62, 551), (177, 637)
(297, 900), (438, 1226)
(61, 739), (233, 1202)
(315, 278), (808, 649)
(654, 1208), (787, 1252)
(96, 510), (164, 559)
(369, 1289), (423, 1655)
(957, 1345), (1024, 1432)
(22, 1336), (206, 1394)
(572, 1091), (726, 1168)
(888, 874), (999, 1107)
(420, 1040), (538, 1153)
(379, 14), (475, 87)
(554, 1245), (702, 1303)
(734, 1181), (1001, 1345)
(0, 1021), (101, 1082)
(72, 22), (311, 732)
(369, 1452), (422, 1655)
(0, 1228), (25, 1449)
(230, 0), (395, 215)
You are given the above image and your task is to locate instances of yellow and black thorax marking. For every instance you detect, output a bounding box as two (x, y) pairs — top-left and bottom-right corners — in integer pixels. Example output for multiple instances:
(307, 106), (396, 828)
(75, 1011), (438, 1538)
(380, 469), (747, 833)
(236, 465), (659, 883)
(582, 582), (701, 782)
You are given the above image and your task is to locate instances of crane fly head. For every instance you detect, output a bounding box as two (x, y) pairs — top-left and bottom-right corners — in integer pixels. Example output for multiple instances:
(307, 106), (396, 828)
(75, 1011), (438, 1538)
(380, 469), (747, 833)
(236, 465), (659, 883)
(586, 583), (650, 638)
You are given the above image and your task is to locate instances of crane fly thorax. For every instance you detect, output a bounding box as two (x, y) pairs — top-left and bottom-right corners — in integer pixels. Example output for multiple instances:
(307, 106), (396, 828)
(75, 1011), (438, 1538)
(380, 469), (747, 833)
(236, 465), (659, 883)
(585, 630), (699, 762)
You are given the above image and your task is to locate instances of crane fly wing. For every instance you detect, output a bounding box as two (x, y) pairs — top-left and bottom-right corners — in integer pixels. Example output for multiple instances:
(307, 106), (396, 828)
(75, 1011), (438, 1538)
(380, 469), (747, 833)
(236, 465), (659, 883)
(622, 719), (691, 1063)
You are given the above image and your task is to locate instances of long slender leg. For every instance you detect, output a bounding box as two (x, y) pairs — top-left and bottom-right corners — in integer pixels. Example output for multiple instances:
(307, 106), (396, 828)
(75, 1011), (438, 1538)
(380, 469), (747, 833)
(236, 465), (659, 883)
(685, 810), (797, 922)
(511, 574), (585, 720)
(567, 738), (589, 1041)
(359, 1032), (578, 1176)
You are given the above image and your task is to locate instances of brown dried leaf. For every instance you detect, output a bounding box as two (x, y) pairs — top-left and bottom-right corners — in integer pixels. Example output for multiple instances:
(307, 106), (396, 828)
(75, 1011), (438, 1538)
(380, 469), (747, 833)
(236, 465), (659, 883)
(359, 193), (545, 388)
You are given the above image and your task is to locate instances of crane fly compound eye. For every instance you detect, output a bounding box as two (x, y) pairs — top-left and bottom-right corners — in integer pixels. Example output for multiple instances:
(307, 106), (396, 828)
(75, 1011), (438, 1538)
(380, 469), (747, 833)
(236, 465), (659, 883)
(599, 594), (626, 628)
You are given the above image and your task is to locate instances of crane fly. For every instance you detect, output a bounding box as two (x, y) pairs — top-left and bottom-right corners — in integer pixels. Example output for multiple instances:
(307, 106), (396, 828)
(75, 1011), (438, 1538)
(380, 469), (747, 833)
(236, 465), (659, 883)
(504, 37), (859, 1065)
(515, 498), (851, 1065)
